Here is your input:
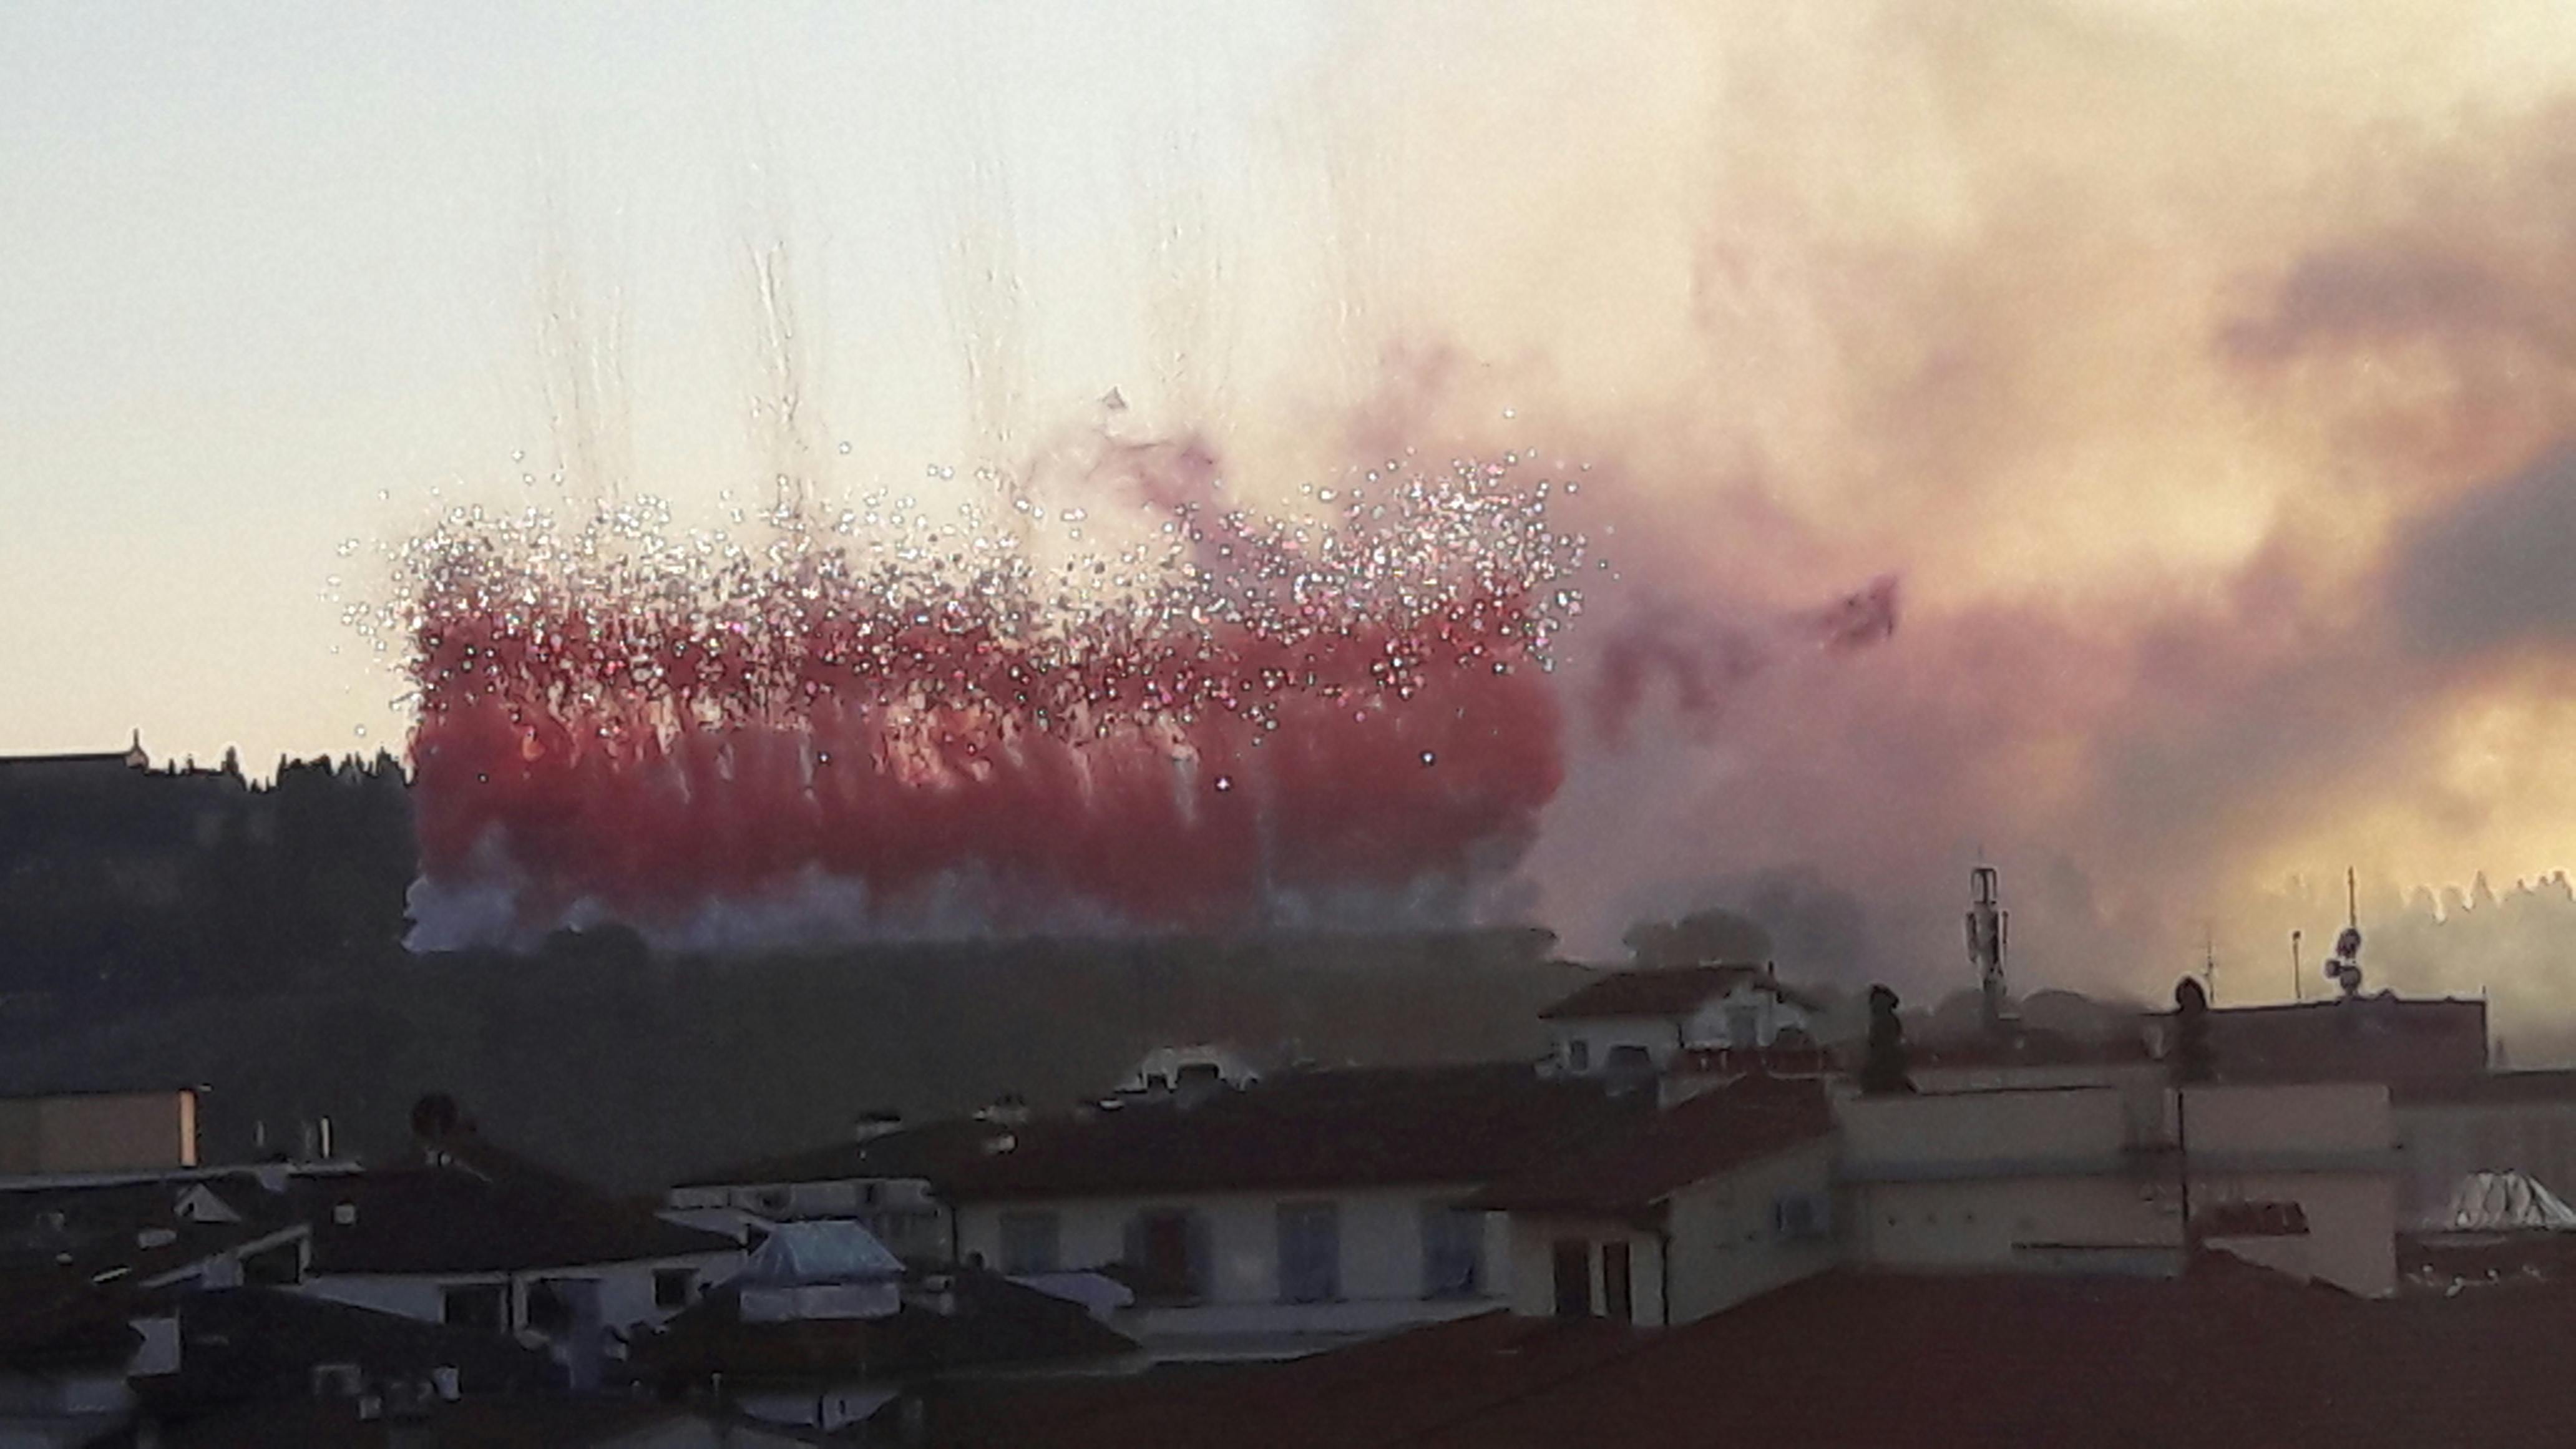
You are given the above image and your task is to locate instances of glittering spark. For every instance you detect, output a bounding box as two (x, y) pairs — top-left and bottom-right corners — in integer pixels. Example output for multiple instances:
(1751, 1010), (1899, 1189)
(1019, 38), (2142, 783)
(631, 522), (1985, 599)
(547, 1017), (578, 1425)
(369, 447), (1591, 943)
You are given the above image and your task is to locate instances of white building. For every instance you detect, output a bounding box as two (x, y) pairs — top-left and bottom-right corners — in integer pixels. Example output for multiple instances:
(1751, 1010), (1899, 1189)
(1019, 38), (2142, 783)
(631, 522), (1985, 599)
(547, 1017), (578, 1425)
(292, 1164), (743, 1383)
(1539, 964), (1825, 1079)
(1836, 1077), (2399, 1296)
(936, 1063), (1640, 1360)
(1470, 1074), (1840, 1327)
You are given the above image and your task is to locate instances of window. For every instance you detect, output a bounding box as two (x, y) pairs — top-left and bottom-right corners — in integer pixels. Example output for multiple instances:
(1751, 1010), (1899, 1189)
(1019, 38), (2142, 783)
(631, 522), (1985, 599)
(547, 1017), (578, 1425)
(999, 1210), (1062, 1276)
(1124, 1208), (1209, 1304)
(524, 1279), (575, 1335)
(1566, 1038), (1591, 1073)
(1277, 1201), (1340, 1304)
(242, 1239), (302, 1287)
(1726, 1005), (1760, 1048)
(441, 1284), (505, 1332)
(1551, 1239), (1593, 1319)
(1421, 1205), (1485, 1299)
(1773, 1192), (1830, 1240)
(654, 1267), (695, 1309)
(1603, 1241), (1634, 1324)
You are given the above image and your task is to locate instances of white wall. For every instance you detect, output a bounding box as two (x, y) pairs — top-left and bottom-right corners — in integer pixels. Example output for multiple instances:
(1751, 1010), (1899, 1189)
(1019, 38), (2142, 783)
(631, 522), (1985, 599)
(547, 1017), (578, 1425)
(300, 1251), (741, 1338)
(955, 1186), (1509, 1357)
(1665, 1137), (1840, 1323)
(1838, 1081), (2398, 1296)
(1505, 1215), (1664, 1325)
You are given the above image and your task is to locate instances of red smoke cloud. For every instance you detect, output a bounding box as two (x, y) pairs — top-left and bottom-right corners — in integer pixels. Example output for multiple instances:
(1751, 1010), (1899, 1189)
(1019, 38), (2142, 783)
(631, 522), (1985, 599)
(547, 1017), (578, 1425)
(396, 444), (1592, 945)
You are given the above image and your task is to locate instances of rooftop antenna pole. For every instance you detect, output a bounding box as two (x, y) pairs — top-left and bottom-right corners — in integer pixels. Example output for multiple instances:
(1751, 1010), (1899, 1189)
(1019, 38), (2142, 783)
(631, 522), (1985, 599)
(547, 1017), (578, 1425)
(2202, 926), (2217, 1005)
(2290, 930), (2303, 1004)
(2346, 867), (2359, 934)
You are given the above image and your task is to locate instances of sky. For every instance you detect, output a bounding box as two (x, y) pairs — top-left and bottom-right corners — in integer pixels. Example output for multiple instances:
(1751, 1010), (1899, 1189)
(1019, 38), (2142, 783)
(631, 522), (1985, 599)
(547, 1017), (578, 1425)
(13, 1), (2576, 1003)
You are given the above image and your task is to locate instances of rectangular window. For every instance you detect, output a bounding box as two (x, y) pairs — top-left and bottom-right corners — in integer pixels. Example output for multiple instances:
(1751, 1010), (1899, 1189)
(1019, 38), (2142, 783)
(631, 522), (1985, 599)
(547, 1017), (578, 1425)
(1566, 1038), (1591, 1072)
(1726, 1005), (1761, 1048)
(1603, 1241), (1634, 1324)
(441, 1283), (505, 1332)
(999, 1210), (1062, 1276)
(1421, 1205), (1485, 1299)
(1277, 1201), (1340, 1304)
(1551, 1239), (1593, 1319)
(524, 1279), (575, 1335)
(1126, 1208), (1208, 1304)
(654, 1267), (695, 1309)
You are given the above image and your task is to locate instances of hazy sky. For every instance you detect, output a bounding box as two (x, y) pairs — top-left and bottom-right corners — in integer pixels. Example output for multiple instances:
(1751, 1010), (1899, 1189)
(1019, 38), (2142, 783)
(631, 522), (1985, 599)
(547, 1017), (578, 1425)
(16, 1), (2576, 992)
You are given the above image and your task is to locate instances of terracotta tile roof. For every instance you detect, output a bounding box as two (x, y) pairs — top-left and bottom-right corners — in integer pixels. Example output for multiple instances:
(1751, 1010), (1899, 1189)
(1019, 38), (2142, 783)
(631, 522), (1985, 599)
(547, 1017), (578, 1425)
(1538, 964), (1821, 1020)
(934, 1063), (1644, 1202)
(937, 1259), (2576, 1448)
(1463, 1075), (1833, 1217)
(300, 1166), (733, 1276)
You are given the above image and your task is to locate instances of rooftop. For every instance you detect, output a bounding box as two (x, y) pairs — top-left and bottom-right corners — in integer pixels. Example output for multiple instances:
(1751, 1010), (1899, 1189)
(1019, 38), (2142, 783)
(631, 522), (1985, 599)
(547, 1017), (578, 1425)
(2159, 993), (2491, 1085)
(300, 1166), (733, 1276)
(921, 1258), (2576, 1448)
(934, 1063), (1643, 1203)
(675, 1118), (1005, 1191)
(1538, 963), (1823, 1021)
(1465, 1075), (1833, 1217)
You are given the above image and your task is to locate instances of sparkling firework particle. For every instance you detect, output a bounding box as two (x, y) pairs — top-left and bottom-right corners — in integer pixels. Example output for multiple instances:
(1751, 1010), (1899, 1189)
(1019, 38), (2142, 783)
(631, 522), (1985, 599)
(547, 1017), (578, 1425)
(372, 439), (1591, 945)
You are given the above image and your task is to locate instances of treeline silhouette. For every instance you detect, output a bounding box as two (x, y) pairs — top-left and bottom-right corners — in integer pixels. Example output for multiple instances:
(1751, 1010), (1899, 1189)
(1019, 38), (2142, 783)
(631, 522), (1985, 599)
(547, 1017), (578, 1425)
(0, 751), (413, 1003)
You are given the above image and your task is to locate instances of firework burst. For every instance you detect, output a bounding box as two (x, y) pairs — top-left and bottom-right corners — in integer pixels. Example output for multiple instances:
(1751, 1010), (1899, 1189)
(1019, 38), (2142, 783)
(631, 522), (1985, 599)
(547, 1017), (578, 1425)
(369, 436), (1593, 945)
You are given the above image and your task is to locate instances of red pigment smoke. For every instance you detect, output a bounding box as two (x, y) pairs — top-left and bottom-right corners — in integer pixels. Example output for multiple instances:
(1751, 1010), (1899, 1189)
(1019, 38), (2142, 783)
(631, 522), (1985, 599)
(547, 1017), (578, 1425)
(394, 449), (1588, 940)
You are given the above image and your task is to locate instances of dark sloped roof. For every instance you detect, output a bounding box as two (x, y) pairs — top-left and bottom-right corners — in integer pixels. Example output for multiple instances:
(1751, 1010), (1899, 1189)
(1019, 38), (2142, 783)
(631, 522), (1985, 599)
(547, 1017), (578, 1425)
(936, 1063), (1642, 1202)
(936, 1258), (2576, 1449)
(146, 1287), (555, 1407)
(637, 1267), (1136, 1381)
(1538, 964), (1820, 1020)
(1464, 1075), (1833, 1216)
(301, 1167), (733, 1276)
(676, 1119), (1006, 1190)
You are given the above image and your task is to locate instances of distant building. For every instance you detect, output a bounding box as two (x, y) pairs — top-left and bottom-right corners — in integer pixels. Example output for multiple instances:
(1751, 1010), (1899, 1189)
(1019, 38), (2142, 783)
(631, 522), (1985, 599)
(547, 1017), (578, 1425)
(0, 1087), (201, 1176)
(1538, 964), (1825, 1080)
(935, 1063), (1641, 1360)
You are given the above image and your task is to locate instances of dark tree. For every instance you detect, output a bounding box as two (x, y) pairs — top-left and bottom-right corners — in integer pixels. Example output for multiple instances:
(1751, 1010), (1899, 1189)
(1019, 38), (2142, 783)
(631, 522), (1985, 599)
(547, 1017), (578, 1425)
(2171, 977), (2213, 1083)
(1859, 984), (1915, 1095)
